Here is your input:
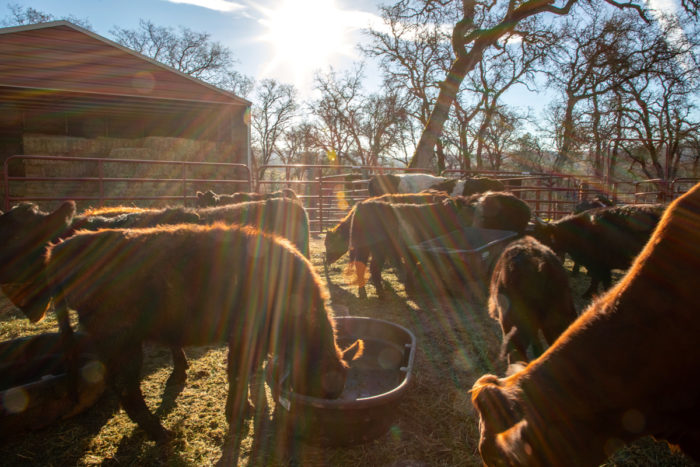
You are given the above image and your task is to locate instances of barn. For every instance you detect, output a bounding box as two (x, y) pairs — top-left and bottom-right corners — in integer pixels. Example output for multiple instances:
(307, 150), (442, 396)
(0, 20), (251, 205)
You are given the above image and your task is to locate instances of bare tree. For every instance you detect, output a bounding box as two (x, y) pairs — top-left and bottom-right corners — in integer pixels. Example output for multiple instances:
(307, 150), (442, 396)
(111, 20), (233, 80)
(1, 3), (91, 29)
(307, 68), (359, 166)
(250, 79), (298, 178)
(512, 132), (557, 172)
(399, 0), (694, 169)
(110, 20), (254, 96)
(364, 5), (455, 170)
(309, 66), (407, 166)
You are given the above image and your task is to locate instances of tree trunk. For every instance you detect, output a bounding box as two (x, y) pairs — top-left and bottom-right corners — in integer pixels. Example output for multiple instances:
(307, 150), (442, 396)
(459, 126), (471, 171)
(557, 94), (578, 169)
(409, 50), (484, 169)
(435, 139), (446, 173)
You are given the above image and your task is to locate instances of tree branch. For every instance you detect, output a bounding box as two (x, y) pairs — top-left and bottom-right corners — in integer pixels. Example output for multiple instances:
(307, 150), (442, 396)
(602, 0), (651, 23)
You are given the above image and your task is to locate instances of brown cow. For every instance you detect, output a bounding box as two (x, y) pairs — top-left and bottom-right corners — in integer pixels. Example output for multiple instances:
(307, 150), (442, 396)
(472, 183), (700, 465)
(347, 196), (476, 299)
(0, 203), (362, 444)
(197, 197), (310, 258)
(195, 188), (298, 207)
(2, 199), (309, 385)
(66, 206), (201, 238)
(488, 236), (577, 364)
(324, 191), (450, 265)
(71, 199), (310, 258)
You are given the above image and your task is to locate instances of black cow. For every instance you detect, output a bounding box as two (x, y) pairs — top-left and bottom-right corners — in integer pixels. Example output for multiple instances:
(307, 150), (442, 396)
(533, 204), (665, 298)
(488, 236), (577, 364)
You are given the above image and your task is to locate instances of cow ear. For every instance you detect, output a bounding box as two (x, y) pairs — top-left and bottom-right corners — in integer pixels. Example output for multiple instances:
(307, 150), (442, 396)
(45, 201), (75, 239)
(341, 339), (364, 363)
(471, 379), (523, 433)
(55, 201), (76, 221)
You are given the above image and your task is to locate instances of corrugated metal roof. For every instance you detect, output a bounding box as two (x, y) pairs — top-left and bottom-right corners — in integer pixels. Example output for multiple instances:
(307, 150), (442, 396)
(0, 21), (251, 107)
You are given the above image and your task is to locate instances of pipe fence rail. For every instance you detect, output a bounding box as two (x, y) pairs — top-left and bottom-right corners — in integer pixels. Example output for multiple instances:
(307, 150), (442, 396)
(3, 156), (697, 234)
(3, 155), (251, 211)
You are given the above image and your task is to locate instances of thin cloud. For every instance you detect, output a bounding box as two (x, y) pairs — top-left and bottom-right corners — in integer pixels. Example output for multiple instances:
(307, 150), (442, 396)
(341, 9), (386, 32)
(165, 0), (246, 13)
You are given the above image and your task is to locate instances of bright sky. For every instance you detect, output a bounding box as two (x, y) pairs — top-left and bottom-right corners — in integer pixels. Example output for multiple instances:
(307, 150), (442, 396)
(1, 0), (387, 97)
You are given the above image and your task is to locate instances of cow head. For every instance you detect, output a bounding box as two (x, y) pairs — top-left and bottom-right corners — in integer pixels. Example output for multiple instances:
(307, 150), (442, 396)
(531, 218), (557, 249)
(1, 281), (52, 323)
(472, 373), (610, 466)
(288, 336), (364, 400)
(443, 197), (476, 226)
(324, 226), (348, 264)
(0, 201), (75, 284)
(0, 202), (75, 322)
(195, 190), (219, 207)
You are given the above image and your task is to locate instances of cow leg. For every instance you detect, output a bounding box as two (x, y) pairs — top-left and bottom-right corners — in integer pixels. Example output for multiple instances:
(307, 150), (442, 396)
(55, 297), (79, 402)
(167, 346), (188, 386)
(401, 254), (420, 294)
(600, 269), (613, 291)
(369, 248), (387, 299)
(504, 328), (529, 365)
(530, 330), (546, 358)
(352, 247), (371, 299)
(582, 274), (599, 299)
(225, 344), (254, 425)
(105, 341), (171, 442)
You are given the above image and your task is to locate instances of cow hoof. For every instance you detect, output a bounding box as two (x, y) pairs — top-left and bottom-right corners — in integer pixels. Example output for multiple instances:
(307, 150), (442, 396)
(358, 288), (368, 300)
(225, 400), (254, 423)
(154, 428), (175, 445)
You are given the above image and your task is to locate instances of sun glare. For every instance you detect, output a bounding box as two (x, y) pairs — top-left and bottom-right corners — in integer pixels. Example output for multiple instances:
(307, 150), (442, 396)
(257, 0), (357, 87)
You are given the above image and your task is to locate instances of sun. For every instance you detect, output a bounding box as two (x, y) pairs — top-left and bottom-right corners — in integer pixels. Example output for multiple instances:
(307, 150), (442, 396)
(257, 0), (357, 87)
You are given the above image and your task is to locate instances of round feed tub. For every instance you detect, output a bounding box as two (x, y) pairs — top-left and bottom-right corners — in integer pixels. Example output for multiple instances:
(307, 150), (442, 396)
(0, 332), (106, 438)
(269, 316), (416, 447)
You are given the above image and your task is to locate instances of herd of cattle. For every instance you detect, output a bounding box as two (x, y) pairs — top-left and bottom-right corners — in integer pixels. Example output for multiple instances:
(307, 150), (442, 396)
(0, 172), (697, 465)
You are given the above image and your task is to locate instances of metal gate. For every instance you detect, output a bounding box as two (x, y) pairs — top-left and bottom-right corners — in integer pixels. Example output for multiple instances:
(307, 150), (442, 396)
(4, 157), (697, 234)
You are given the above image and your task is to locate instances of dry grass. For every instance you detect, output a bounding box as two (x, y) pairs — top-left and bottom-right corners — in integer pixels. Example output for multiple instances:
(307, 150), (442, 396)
(0, 237), (696, 466)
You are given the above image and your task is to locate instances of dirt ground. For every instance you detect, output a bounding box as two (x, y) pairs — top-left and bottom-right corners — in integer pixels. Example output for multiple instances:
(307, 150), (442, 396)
(0, 236), (696, 466)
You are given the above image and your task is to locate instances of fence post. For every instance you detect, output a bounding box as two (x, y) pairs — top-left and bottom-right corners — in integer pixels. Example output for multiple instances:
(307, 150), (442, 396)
(182, 162), (188, 206)
(3, 158), (9, 211)
(318, 169), (324, 234)
(98, 160), (105, 207)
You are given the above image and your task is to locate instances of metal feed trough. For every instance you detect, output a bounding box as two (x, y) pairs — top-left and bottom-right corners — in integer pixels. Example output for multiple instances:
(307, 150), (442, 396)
(268, 316), (416, 447)
(409, 227), (518, 300)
